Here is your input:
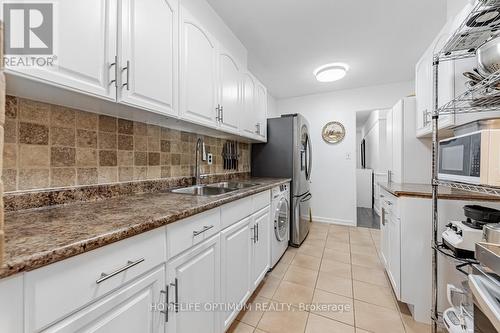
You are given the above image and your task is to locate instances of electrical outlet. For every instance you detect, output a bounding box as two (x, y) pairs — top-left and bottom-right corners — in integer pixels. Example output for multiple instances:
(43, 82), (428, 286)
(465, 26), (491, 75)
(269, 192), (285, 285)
(207, 153), (213, 165)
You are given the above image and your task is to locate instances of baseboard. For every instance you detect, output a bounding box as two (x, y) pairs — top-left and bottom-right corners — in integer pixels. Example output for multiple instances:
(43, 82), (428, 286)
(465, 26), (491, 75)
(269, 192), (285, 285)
(312, 216), (355, 226)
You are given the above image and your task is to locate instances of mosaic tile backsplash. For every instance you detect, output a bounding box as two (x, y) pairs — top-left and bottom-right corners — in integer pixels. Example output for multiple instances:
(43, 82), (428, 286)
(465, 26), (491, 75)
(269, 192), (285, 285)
(3, 95), (251, 192)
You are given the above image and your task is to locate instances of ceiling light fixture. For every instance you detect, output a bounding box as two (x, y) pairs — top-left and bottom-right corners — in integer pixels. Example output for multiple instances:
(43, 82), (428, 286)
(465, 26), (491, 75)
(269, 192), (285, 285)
(314, 63), (349, 82)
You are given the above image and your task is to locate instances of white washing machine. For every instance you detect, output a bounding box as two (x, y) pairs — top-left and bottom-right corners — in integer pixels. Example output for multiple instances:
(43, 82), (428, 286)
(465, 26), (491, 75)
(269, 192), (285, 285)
(270, 184), (290, 268)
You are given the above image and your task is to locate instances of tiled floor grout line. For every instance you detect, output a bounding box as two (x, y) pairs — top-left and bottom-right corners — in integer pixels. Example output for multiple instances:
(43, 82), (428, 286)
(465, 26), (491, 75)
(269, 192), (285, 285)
(233, 224), (427, 333)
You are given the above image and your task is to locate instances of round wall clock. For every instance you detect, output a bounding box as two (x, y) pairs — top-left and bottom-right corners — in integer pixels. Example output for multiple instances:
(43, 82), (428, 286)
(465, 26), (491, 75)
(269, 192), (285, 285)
(322, 121), (346, 143)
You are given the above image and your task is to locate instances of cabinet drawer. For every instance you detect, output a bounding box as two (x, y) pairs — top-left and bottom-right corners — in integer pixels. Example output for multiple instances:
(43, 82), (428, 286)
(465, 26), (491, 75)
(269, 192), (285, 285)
(221, 196), (253, 229)
(25, 228), (166, 332)
(380, 189), (399, 217)
(253, 190), (270, 211)
(166, 208), (221, 258)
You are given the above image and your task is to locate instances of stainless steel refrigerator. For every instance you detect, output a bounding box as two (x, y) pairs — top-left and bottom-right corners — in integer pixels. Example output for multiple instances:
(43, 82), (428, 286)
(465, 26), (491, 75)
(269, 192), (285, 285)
(251, 114), (312, 246)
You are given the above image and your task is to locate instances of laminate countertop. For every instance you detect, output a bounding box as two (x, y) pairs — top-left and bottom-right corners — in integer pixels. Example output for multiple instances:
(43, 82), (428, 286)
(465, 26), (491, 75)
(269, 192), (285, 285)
(0, 178), (290, 279)
(379, 182), (500, 201)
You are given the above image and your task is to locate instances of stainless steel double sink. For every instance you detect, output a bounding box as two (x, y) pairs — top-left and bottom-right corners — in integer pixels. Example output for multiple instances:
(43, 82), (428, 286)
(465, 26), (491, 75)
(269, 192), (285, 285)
(170, 181), (260, 196)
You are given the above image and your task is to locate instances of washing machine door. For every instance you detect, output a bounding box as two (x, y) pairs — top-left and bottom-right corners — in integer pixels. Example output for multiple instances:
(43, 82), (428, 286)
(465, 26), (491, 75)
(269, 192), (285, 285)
(275, 197), (289, 241)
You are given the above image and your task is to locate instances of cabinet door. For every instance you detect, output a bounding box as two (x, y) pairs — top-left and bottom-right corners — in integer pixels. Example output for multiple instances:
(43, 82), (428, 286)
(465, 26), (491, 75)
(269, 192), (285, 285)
(180, 8), (218, 127)
(166, 235), (220, 333)
(5, 0), (117, 101)
(391, 101), (403, 184)
(42, 266), (166, 333)
(118, 0), (178, 116)
(388, 216), (401, 299)
(379, 201), (390, 269)
(220, 217), (252, 330)
(255, 82), (268, 139)
(241, 72), (257, 137)
(385, 108), (394, 177)
(251, 207), (270, 289)
(415, 51), (431, 136)
(218, 51), (241, 133)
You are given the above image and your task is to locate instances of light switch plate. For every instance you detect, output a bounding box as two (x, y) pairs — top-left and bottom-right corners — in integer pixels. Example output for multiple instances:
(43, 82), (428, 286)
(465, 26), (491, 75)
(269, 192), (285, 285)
(207, 153), (213, 165)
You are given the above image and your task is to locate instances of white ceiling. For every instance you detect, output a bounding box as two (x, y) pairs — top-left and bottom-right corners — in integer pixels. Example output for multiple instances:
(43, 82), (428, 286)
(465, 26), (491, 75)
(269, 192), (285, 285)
(206, 0), (448, 99)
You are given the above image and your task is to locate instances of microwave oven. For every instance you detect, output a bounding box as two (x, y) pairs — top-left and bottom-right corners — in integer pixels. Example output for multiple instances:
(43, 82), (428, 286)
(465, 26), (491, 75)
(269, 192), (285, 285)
(438, 128), (500, 186)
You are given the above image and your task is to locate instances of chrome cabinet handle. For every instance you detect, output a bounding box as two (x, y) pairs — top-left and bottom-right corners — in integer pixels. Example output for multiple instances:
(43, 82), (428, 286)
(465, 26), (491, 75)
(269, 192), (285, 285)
(193, 225), (214, 237)
(220, 106), (224, 123)
(386, 201), (393, 206)
(255, 123), (261, 135)
(216, 105), (221, 122)
(160, 286), (169, 322)
(251, 224), (256, 243)
(170, 278), (179, 313)
(256, 223), (259, 242)
(381, 208), (386, 226)
(109, 56), (117, 87)
(96, 258), (145, 284)
(122, 60), (130, 90)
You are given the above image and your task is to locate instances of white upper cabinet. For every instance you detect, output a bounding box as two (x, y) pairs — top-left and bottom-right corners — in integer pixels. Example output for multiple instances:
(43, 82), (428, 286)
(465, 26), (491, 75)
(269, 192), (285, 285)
(180, 8), (218, 127)
(5, 0), (118, 101)
(241, 72), (257, 136)
(118, 0), (178, 116)
(255, 81), (268, 139)
(217, 50), (242, 133)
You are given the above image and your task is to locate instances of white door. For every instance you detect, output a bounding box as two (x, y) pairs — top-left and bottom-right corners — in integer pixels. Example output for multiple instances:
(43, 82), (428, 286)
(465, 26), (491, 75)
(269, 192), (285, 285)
(41, 266), (166, 333)
(254, 82), (268, 139)
(391, 100), (403, 183)
(5, 0), (117, 101)
(388, 215), (401, 299)
(166, 235), (220, 333)
(218, 51), (241, 133)
(251, 207), (270, 289)
(118, 0), (178, 116)
(241, 72), (257, 137)
(385, 108), (394, 178)
(180, 8), (218, 127)
(220, 217), (251, 330)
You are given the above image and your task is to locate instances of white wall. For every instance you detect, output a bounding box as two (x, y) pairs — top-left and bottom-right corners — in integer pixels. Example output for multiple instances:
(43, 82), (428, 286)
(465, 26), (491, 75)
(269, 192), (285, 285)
(275, 81), (414, 225)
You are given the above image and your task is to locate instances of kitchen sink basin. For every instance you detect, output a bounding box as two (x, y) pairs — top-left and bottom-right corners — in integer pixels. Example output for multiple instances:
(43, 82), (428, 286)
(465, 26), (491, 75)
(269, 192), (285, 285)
(170, 185), (238, 196)
(208, 182), (260, 189)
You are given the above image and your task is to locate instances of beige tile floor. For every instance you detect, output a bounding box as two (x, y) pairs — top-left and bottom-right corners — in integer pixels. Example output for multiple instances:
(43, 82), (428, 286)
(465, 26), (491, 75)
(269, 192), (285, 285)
(228, 222), (432, 333)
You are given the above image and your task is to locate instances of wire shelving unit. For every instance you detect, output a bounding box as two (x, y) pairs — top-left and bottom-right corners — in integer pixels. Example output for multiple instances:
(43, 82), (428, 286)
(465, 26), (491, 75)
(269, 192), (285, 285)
(431, 0), (500, 332)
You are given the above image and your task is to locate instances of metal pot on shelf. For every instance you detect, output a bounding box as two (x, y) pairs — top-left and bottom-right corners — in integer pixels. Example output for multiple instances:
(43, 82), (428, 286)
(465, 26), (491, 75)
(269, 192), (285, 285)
(477, 36), (500, 76)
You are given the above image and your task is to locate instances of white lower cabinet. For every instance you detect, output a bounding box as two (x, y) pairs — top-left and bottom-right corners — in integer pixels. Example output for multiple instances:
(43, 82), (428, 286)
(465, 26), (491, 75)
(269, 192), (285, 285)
(379, 191), (401, 299)
(220, 217), (252, 330)
(251, 207), (270, 289)
(9, 190), (273, 333)
(42, 266), (166, 333)
(0, 275), (24, 333)
(166, 234), (221, 333)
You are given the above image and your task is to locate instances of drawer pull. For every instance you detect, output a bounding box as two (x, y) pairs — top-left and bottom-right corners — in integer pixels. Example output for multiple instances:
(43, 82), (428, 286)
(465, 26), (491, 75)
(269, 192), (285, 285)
(256, 223), (259, 242)
(193, 225), (214, 237)
(96, 258), (145, 284)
